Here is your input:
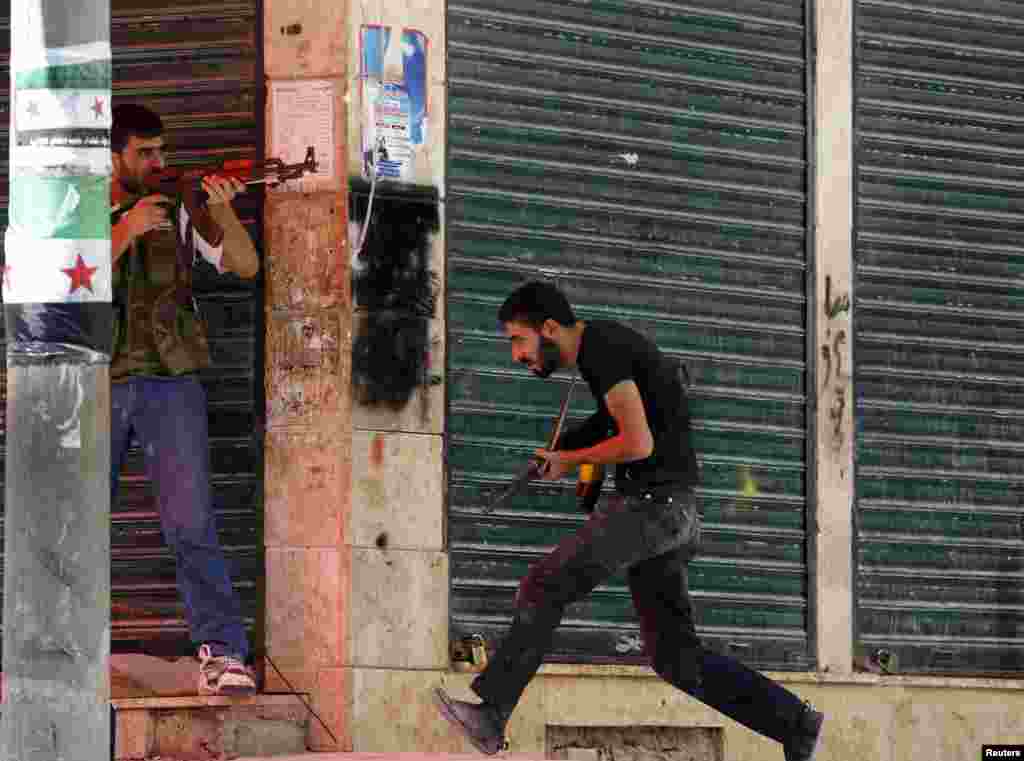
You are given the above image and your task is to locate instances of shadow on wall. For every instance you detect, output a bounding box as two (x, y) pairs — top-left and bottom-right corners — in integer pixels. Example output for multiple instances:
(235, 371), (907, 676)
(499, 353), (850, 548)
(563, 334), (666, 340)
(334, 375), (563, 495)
(349, 179), (440, 408)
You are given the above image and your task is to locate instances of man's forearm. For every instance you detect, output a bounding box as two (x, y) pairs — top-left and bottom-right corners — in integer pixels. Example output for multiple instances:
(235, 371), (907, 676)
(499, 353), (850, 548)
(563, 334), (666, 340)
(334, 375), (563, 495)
(111, 218), (136, 263)
(559, 433), (649, 467)
(209, 203), (259, 279)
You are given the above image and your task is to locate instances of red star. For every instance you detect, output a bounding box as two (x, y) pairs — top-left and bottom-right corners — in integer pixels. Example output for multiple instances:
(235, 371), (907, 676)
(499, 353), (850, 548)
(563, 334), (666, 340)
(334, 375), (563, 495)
(91, 96), (105, 119)
(1, 264), (11, 289)
(61, 254), (98, 294)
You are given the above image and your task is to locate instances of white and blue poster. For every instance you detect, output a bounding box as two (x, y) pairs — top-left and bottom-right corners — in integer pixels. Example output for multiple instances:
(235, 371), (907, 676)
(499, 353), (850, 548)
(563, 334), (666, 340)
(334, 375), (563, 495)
(360, 26), (428, 182)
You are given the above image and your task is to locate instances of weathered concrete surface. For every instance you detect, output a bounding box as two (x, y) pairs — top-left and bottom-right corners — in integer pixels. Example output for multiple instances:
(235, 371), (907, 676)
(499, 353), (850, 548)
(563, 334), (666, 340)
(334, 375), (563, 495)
(263, 195), (350, 316)
(148, 703), (305, 760)
(264, 122), (352, 758)
(547, 725), (724, 761)
(265, 0), (346, 78)
(3, 363), (112, 760)
(265, 546), (350, 692)
(110, 654), (198, 698)
(113, 707), (153, 760)
(544, 669), (1024, 761)
(813, 0), (855, 677)
(348, 670), (548, 754)
(112, 695), (307, 760)
(332, 666), (1024, 760)
(350, 669), (462, 753)
(350, 549), (448, 669)
(265, 430), (351, 550)
(263, 0), (352, 739)
(352, 431), (444, 551)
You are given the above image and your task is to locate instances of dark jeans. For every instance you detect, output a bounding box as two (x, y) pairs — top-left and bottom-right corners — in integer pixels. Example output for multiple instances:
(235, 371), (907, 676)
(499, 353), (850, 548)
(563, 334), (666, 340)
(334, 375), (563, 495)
(472, 488), (806, 745)
(111, 376), (249, 659)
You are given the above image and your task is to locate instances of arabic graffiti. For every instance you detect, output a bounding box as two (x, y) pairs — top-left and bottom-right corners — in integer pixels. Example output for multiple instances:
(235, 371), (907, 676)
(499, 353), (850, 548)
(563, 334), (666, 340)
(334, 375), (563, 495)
(821, 275), (851, 458)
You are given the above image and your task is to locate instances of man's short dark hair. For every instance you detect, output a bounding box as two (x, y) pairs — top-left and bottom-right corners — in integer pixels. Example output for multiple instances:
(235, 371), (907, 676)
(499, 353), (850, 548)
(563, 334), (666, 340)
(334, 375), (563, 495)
(112, 104), (163, 153)
(498, 281), (576, 329)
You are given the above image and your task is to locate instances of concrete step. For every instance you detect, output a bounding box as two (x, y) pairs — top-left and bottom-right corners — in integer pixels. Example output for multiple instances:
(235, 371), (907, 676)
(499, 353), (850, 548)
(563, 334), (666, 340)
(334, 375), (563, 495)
(109, 655), (308, 759)
(113, 694), (308, 759)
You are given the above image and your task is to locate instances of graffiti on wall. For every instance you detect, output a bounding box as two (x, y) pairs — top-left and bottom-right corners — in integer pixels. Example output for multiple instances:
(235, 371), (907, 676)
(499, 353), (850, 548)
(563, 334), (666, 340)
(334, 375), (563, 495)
(350, 183), (440, 408)
(821, 275), (851, 457)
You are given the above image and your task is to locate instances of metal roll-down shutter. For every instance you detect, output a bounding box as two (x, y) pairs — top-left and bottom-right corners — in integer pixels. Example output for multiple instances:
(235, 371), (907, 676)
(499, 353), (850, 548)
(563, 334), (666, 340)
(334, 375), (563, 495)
(447, 0), (813, 668)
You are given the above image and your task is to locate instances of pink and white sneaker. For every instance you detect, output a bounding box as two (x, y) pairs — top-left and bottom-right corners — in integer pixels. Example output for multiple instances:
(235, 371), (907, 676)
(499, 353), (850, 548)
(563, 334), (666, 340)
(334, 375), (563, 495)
(197, 643), (257, 696)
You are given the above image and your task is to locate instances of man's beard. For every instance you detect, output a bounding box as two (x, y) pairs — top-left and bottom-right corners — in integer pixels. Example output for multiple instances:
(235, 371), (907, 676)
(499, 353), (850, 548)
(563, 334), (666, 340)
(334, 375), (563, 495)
(118, 171), (149, 196)
(531, 335), (561, 378)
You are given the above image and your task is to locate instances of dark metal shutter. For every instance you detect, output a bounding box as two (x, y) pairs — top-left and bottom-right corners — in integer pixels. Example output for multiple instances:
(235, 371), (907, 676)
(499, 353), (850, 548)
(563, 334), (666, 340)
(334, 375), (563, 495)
(854, 0), (1024, 675)
(0, 0), (265, 656)
(446, 0), (813, 668)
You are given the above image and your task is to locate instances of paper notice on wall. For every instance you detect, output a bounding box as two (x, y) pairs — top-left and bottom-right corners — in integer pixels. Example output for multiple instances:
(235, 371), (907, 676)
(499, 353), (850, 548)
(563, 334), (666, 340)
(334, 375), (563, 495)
(270, 79), (335, 188)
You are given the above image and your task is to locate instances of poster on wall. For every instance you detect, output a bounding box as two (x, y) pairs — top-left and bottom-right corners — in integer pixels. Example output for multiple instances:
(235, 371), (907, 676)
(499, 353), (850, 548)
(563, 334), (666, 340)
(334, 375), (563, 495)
(270, 79), (335, 187)
(360, 25), (428, 183)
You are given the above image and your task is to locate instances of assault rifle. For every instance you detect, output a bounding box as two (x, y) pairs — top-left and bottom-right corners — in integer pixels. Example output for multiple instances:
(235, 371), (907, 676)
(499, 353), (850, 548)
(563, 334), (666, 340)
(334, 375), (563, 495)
(483, 375), (578, 513)
(144, 146), (318, 199)
(142, 147), (319, 248)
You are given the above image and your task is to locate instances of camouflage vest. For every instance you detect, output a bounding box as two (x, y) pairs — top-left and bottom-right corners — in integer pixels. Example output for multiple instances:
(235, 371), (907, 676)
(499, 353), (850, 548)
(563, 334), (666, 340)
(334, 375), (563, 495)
(111, 200), (212, 379)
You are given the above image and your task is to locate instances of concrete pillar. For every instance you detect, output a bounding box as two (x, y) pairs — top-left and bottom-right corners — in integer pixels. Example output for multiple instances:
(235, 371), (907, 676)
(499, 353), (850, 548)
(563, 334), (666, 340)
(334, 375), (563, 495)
(813, 0), (855, 676)
(3, 2), (112, 758)
(262, 0), (352, 750)
(344, 0), (450, 749)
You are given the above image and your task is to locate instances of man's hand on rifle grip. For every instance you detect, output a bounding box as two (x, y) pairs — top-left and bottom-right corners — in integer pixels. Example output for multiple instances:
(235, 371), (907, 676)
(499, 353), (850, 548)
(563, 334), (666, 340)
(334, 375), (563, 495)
(534, 448), (570, 481)
(125, 194), (172, 238)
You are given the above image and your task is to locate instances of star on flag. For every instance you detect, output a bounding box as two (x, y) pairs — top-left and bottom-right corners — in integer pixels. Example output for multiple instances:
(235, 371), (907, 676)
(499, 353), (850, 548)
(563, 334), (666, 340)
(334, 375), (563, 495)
(91, 96), (105, 119)
(1, 264), (11, 290)
(61, 254), (98, 294)
(25, 100), (40, 118)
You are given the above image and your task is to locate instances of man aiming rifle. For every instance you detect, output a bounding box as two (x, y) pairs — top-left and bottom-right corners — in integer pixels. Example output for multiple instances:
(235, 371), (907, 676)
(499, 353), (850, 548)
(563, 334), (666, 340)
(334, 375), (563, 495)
(110, 103), (258, 695)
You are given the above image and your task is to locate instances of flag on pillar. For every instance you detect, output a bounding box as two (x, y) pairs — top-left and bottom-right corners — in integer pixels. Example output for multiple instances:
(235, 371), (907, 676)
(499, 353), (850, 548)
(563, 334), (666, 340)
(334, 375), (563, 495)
(4, 42), (113, 354)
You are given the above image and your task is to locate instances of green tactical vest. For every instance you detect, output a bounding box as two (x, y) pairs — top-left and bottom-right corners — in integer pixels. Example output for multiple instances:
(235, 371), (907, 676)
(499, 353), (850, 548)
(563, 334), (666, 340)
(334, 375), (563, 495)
(111, 200), (212, 380)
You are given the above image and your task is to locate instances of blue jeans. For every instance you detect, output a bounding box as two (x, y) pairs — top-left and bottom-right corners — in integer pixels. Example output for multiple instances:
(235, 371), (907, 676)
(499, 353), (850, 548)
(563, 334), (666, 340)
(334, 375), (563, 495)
(111, 376), (249, 659)
(471, 489), (806, 745)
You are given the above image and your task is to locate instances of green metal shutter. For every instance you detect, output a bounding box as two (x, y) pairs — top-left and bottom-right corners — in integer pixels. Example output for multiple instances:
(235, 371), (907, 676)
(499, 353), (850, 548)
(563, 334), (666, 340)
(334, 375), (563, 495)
(446, 0), (813, 668)
(854, 0), (1024, 675)
(0, 0), (265, 656)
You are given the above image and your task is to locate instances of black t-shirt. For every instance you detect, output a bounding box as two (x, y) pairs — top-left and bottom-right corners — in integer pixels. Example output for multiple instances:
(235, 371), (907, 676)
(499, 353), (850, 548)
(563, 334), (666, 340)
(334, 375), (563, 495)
(558, 320), (698, 492)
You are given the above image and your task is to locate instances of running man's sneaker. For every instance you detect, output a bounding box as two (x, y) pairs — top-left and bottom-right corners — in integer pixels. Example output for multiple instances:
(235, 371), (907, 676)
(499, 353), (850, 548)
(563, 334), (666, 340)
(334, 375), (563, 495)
(784, 702), (825, 761)
(197, 643), (257, 696)
(433, 686), (507, 755)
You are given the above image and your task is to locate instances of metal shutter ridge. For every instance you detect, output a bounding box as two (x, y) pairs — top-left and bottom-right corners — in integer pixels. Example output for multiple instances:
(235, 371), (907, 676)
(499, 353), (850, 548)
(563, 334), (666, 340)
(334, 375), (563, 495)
(0, 0), (264, 656)
(854, 0), (1024, 675)
(447, 0), (812, 668)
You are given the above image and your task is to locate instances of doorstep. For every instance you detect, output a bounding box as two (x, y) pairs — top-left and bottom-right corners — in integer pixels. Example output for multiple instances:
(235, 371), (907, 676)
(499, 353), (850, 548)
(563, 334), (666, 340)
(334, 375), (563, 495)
(114, 693), (309, 760)
(111, 653), (309, 759)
